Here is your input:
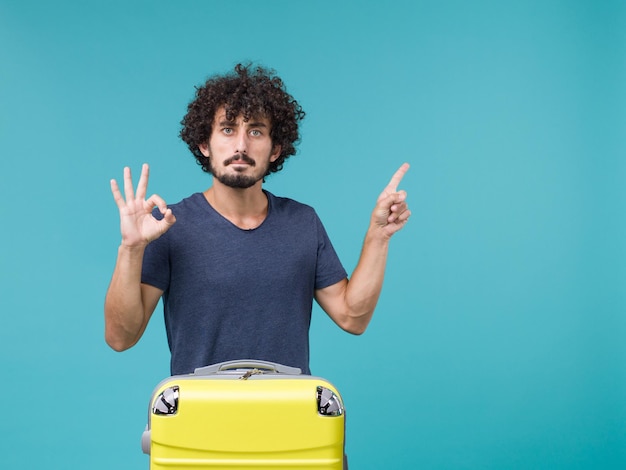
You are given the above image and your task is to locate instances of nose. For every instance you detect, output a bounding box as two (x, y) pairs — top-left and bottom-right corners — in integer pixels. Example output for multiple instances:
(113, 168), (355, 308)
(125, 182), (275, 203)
(235, 131), (248, 154)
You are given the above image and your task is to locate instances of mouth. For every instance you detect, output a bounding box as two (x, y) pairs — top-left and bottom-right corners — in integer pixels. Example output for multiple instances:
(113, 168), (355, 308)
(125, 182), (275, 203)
(225, 154), (255, 167)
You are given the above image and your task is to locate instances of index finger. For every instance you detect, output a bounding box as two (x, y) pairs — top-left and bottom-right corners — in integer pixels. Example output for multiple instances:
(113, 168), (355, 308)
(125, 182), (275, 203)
(385, 163), (410, 192)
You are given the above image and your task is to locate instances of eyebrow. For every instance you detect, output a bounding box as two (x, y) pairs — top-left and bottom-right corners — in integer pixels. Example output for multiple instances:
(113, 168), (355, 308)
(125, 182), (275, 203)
(247, 121), (269, 128)
(217, 118), (237, 127)
(217, 118), (269, 128)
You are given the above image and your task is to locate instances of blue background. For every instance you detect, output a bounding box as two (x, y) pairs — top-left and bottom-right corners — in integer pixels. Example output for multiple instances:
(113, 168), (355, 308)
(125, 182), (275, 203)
(1, 0), (625, 468)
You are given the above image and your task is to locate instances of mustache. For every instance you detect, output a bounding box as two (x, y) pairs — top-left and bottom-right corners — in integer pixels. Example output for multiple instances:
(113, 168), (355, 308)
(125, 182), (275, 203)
(224, 154), (255, 166)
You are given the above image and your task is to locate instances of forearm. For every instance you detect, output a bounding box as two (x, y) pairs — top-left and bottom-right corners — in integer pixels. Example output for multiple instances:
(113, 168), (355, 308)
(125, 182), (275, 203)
(104, 244), (149, 351)
(318, 163), (409, 335)
(342, 226), (391, 332)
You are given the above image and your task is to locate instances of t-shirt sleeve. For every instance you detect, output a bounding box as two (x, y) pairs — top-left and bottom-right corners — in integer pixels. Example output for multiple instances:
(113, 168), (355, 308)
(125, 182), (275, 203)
(314, 213), (348, 290)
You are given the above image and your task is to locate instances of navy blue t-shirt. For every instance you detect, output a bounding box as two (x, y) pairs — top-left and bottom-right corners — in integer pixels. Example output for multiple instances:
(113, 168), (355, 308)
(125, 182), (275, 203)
(141, 191), (347, 375)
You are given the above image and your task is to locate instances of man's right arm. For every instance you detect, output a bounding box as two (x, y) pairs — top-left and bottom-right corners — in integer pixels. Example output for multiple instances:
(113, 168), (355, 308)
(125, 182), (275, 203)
(104, 164), (176, 351)
(104, 245), (163, 351)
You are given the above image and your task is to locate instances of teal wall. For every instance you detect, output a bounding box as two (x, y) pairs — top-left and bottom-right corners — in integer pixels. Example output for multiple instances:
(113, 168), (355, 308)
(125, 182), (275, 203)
(1, 1), (624, 468)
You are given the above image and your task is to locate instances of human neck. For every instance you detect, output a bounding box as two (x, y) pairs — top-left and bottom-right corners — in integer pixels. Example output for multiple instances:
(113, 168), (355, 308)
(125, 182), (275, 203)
(203, 179), (269, 230)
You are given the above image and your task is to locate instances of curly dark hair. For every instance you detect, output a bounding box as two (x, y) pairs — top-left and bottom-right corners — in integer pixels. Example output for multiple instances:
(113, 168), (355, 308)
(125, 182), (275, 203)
(180, 63), (306, 176)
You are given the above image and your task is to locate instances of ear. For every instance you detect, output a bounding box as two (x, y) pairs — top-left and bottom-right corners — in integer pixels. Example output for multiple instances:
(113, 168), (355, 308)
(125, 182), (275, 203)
(198, 143), (210, 157)
(270, 144), (282, 162)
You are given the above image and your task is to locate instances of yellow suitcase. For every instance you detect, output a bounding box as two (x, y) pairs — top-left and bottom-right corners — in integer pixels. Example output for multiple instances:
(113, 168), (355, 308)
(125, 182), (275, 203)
(141, 360), (347, 469)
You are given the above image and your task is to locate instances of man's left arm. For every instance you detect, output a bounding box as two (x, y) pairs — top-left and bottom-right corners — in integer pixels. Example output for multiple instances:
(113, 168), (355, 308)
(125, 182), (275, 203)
(315, 163), (411, 334)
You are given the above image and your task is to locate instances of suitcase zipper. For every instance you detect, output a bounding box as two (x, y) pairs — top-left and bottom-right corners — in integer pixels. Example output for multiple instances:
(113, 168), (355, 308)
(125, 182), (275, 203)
(239, 368), (262, 380)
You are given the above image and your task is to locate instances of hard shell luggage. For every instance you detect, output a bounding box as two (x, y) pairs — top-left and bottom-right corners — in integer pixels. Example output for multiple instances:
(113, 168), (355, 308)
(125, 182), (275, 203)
(142, 359), (347, 469)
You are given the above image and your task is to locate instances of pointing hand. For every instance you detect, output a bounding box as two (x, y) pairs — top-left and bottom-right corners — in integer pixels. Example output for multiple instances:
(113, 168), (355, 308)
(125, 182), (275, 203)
(371, 163), (411, 238)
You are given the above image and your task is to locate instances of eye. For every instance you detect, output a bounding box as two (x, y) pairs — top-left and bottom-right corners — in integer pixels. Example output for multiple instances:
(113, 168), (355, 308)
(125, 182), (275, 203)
(222, 127), (233, 135)
(249, 129), (262, 137)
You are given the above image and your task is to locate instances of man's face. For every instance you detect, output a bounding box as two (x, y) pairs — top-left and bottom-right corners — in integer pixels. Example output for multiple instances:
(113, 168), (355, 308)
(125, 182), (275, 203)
(199, 107), (281, 189)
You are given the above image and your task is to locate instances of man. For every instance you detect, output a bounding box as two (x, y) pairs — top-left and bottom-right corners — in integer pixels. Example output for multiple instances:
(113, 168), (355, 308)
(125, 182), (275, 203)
(105, 64), (410, 375)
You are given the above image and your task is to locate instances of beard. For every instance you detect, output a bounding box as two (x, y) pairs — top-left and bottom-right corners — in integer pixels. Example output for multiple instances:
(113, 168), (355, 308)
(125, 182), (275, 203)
(207, 153), (269, 189)
(216, 173), (259, 189)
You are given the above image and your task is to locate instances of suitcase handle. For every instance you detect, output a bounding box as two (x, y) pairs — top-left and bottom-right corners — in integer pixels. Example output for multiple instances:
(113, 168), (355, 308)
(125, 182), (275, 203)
(193, 359), (302, 376)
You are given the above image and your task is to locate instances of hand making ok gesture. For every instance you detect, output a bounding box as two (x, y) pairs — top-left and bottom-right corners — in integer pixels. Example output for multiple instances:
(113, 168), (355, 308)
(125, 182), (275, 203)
(110, 164), (177, 248)
(371, 163), (411, 239)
